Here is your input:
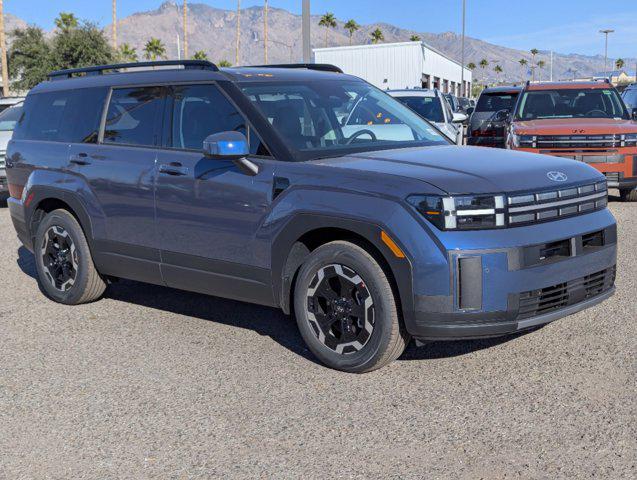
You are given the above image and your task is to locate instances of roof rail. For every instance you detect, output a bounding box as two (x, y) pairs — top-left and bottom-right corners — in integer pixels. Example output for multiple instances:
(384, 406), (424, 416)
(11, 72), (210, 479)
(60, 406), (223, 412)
(245, 63), (344, 74)
(48, 60), (219, 80)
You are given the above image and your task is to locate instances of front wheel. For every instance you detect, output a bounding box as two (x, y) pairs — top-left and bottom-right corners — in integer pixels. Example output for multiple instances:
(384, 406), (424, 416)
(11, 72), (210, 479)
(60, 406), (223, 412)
(294, 241), (409, 373)
(620, 188), (637, 202)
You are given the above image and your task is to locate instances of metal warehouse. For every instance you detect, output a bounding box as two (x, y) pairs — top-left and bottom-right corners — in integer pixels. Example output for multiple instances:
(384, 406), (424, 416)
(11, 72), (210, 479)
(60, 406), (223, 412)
(314, 41), (472, 96)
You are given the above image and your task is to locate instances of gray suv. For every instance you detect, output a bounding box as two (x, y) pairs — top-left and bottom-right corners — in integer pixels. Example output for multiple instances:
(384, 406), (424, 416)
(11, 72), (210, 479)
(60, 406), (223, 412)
(5, 61), (617, 372)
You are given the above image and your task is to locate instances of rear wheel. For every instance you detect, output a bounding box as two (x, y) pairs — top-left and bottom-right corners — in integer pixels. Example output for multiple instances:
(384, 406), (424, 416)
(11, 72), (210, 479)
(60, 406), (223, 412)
(294, 241), (409, 373)
(34, 209), (106, 304)
(620, 188), (637, 202)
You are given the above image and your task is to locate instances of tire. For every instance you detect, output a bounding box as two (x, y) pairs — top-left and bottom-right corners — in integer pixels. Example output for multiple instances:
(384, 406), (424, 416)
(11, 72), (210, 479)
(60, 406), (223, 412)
(34, 209), (106, 305)
(293, 241), (409, 373)
(620, 188), (637, 202)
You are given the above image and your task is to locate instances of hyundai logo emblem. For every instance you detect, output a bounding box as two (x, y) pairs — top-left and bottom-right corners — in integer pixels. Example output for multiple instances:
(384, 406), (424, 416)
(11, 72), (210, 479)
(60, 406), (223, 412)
(547, 171), (568, 182)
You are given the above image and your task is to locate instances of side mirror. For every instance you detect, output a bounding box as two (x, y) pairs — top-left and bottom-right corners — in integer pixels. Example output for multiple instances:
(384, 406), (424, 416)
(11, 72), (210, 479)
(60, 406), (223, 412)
(452, 112), (468, 123)
(203, 131), (258, 176)
(495, 109), (510, 122)
(466, 106), (474, 116)
(632, 108), (637, 121)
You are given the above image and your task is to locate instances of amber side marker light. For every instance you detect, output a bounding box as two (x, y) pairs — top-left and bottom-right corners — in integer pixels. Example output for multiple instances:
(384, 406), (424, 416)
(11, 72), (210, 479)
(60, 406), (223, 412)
(381, 231), (406, 259)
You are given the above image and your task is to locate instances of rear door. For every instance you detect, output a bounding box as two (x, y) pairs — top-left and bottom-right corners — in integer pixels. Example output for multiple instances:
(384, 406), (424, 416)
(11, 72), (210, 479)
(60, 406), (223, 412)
(154, 83), (276, 305)
(67, 85), (166, 284)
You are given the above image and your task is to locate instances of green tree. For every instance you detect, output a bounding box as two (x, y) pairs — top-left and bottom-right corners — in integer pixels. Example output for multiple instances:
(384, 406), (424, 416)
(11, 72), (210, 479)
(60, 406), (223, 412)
(519, 58), (528, 80)
(615, 58), (625, 70)
(370, 28), (384, 44)
(8, 26), (54, 90)
(55, 12), (79, 32)
(467, 62), (476, 71)
(52, 21), (113, 71)
(410, 34), (421, 42)
(530, 48), (539, 81)
(118, 43), (138, 62)
(479, 58), (489, 86)
(537, 60), (546, 81)
(494, 64), (503, 83)
(143, 37), (166, 60)
(218, 59), (232, 67)
(192, 50), (208, 60)
(344, 19), (359, 45)
(319, 12), (337, 48)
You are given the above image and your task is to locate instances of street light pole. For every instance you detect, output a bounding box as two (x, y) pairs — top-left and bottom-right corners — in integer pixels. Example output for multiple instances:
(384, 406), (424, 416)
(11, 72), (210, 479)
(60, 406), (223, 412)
(302, 0), (311, 62)
(599, 29), (614, 80)
(460, 0), (466, 97)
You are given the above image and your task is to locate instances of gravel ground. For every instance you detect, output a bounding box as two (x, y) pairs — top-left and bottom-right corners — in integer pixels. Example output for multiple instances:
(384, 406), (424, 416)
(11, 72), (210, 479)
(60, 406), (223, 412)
(0, 199), (635, 479)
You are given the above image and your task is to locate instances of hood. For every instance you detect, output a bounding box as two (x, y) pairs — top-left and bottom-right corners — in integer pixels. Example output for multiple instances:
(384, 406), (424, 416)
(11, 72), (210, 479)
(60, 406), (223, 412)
(513, 117), (637, 135)
(314, 146), (604, 195)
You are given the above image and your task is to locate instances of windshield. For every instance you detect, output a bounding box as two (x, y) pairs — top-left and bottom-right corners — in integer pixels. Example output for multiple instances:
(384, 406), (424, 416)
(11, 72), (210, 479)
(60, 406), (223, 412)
(394, 96), (445, 123)
(241, 80), (448, 160)
(515, 88), (628, 120)
(476, 92), (518, 113)
(0, 103), (23, 131)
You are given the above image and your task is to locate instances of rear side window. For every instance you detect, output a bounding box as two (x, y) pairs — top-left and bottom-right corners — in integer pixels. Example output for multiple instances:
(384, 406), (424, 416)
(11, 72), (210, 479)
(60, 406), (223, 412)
(476, 93), (518, 112)
(12, 88), (106, 143)
(169, 84), (268, 155)
(103, 87), (165, 147)
(0, 104), (23, 132)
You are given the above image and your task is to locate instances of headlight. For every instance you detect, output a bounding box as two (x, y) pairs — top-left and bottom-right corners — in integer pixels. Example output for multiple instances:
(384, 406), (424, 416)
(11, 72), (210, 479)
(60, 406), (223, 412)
(407, 194), (506, 230)
(511, 133), (536, 148)
(621, 133), (637, 147)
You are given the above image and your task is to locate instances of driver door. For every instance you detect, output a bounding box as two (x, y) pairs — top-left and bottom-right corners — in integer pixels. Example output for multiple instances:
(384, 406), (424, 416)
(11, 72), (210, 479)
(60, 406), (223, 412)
(154, 83), (276, 305)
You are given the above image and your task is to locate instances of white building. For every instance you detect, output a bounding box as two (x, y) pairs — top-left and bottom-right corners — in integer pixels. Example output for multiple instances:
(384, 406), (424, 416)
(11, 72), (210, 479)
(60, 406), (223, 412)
(314, 41), (472, 97)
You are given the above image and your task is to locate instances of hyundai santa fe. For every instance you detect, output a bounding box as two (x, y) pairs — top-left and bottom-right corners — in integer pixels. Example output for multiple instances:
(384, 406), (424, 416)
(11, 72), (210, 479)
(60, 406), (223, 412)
(5, 60), (617, 372)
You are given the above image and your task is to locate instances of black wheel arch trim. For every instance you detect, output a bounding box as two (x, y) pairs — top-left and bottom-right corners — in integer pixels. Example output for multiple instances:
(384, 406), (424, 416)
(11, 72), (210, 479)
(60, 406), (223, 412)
(271, 214), (415, 326)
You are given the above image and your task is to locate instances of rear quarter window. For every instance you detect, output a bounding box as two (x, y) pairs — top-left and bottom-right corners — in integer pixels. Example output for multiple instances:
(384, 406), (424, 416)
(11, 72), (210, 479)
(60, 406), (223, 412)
(12, 88), (107, 143)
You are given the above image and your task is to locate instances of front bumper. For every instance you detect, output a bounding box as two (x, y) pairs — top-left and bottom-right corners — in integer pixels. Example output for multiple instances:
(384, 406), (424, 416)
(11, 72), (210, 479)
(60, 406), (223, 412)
(406, 211), (617, 341)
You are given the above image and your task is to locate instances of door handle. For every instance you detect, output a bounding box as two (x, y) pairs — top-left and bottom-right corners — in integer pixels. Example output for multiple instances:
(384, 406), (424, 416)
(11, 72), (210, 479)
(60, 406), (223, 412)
(69, 153), (91, 166)
(159, 162), (189, 176)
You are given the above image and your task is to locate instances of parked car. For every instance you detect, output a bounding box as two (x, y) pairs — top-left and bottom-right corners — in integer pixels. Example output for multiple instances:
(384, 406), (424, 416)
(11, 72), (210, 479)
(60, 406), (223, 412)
(6, 60), (616, 372)
(443, 92), (460, 113)
(0, 101), (23, 199)
(506, 80), (637, 201)
(621, 83), (637, 112)
(467, 86), (522, 148)
(457, 97), (472, 114)
(0, 96), (25, 114)
(389, 89), (466, 144)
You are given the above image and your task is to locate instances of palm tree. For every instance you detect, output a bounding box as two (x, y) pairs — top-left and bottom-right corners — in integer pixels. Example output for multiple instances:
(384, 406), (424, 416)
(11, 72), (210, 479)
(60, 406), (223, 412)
(410, 34), (421, 42)
(0, 0), (9, 96)
(467, 62), (476, 71)
(192, 50), (208, 60)
(112, 0), (117, 50)
(218, 59), (232, 67)
(519, 58), (528, 81)
(119, 43), (138, 62)
(479, 58), (489, 86)
(615, 58), (625, 70)
(236, 0), (241, 65)
(55, 12), (78, 32)
(183, 1), (188, 59)
(537, 60), (546, 81)
(143, 37), (166, 60)
(344, 19), (360, 46)
(370, 28), (384, 44)
(494, 64), (503, 83)
(319, 12), (337, 48)
(530, 48), (539, 81)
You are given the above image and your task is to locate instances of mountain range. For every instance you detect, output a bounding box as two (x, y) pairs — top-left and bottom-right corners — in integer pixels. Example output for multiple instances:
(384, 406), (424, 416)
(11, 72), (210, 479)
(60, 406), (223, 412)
(8, 1), (637, 84)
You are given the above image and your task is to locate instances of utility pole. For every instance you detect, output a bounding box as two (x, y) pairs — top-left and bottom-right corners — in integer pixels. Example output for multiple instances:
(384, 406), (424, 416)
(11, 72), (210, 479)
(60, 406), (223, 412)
(183, 1), (188, 59)
(302, 0), (311, 62)
(550, 51), (553, 81)
(236, 0), (241, 66)
(460, 0), (466, 97)
(264, 0), (268, 64)
(112, 0), (117, 50)
(0, 0), (8, 97)
(599, 29), (614, 80)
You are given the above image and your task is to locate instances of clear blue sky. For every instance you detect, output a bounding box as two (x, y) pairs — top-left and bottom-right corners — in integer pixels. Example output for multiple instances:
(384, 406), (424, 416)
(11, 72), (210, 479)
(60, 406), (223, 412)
(8, 0), (637, 58)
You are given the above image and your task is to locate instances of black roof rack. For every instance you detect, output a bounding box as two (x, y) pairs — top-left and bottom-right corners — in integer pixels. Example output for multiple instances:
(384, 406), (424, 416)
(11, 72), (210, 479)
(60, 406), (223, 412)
(245, 63), (344, 74)
(48, 60), (219, 80)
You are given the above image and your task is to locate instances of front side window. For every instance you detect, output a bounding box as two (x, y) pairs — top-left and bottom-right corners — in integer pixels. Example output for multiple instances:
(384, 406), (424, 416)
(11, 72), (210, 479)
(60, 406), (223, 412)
(475, 92), (519, 113)
(241, 80), (448, 161)
(169, 84), (268, 155)
(622, 88), (637, 110)
(394, 96), (445, 123)
(516, 88), (629, 120)
(103, 87), (165, 146)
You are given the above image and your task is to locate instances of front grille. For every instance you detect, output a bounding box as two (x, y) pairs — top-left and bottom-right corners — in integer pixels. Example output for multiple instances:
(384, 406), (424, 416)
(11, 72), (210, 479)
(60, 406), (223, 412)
(517, 266), (615, 320)
(506, 181), (608, 227)
(534, 134), (624, 149)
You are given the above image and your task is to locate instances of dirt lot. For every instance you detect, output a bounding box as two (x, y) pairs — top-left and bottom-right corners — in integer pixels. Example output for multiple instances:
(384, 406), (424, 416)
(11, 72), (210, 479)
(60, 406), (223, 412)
(0, 199), (635, 479)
